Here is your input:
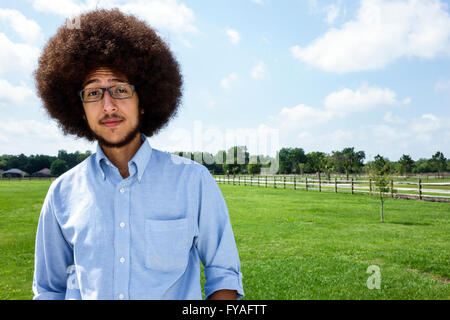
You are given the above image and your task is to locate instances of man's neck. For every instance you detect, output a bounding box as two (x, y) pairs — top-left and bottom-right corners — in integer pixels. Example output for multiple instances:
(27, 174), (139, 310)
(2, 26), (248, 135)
(100, 133), (143, 179)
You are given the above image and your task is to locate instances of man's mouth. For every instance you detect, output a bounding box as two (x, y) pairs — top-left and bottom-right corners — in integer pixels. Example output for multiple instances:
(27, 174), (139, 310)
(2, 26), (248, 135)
(102, 119), (123, 127)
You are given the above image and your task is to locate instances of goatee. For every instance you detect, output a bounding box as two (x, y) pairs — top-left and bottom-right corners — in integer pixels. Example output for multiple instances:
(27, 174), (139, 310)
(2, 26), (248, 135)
(90, 117), (142, 149)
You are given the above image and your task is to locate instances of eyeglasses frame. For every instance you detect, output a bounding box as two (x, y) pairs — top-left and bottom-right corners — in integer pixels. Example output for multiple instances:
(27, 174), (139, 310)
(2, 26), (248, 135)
(78, 84), (136, 103)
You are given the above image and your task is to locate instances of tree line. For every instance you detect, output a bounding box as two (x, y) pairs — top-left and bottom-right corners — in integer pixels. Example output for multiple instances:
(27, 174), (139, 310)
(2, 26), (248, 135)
(173, 146), (449, 178)
(1, 146), (448, 177)
(0, 150), (92, 177)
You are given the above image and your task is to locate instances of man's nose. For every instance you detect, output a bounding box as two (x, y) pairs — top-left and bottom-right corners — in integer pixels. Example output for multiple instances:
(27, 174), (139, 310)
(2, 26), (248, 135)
(102, 90), (117, 112)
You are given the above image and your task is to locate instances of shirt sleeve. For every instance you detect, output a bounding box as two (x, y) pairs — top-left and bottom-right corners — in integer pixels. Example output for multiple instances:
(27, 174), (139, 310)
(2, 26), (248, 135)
(194, 167), (244, 300)
(32, 186), (74, 300)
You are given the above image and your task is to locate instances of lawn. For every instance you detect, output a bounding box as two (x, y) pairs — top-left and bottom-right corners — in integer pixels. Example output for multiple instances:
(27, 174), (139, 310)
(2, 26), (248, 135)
(220, 183), (449, 299)
(0, 179), (449, 299)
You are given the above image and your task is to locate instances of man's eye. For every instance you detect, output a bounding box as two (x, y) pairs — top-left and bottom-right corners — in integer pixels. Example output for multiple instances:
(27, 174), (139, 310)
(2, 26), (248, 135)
(87, 91), (98, 96)
(115, 87), (127, 94)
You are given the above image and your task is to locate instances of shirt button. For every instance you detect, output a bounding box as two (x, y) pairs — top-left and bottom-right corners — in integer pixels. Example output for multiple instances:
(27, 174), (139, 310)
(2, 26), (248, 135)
(120, 188), (125, 194)
(120, 222), (125, 228)
(120, 257), (125, 263)
(118, 293), (124, 300)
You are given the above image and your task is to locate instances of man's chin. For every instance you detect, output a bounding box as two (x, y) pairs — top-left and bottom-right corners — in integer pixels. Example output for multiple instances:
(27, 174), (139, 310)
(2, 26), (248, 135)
(92, 131), (140, 149)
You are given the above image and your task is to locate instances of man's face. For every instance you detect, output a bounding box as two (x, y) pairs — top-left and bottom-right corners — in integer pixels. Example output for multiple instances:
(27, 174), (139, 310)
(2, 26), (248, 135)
(81, 67), (142, 148)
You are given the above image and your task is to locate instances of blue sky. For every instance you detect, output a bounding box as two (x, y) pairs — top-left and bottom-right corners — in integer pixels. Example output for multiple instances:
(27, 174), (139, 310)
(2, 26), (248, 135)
(0, 0), (449, 162)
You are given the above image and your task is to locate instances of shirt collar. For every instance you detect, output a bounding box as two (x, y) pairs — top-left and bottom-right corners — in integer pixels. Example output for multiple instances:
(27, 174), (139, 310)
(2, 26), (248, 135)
(95, 133), (152, 182)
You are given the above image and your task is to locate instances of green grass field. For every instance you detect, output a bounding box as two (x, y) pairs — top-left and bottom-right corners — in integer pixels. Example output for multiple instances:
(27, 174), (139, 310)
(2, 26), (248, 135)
(0, 180), (449, 300)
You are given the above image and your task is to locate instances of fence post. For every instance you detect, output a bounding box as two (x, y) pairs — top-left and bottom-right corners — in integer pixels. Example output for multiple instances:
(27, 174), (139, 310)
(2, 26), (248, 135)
(274, 176), (276, 188)
(283, 176), (286, 189)
(369, 178), (372, 195)
(351, 178), (354, 194)
(294, 177), (296, 190)
(306, 177), (308, 191)
(319, 174), (321, 192)
(238, 175), (240, 186)
(335, 178), (337, 193)
(265, 176), (268, 188)
(418, 179), (422, 200)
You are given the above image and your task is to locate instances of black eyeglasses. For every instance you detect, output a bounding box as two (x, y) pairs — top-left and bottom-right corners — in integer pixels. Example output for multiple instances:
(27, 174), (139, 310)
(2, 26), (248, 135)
(79, 84), (135, 103)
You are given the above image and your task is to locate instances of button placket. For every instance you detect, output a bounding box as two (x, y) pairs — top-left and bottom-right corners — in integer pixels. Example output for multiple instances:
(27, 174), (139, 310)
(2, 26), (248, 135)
(113, 182), (131, 300)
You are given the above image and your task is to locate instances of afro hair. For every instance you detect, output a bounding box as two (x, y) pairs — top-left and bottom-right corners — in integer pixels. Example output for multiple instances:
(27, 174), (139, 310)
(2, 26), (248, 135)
(35, 8), (183, 141)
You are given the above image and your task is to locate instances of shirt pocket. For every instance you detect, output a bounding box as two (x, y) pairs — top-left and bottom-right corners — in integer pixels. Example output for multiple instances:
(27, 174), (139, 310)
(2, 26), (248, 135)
(144, 218), (192, 272)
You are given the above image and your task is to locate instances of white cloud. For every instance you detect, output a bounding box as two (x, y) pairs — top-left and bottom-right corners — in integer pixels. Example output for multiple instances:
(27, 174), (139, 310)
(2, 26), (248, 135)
(226, 29), (241, 44)
(412, 114), (441, 133)
(120, 0), (197, 34)
(32, 0), (86, 17)
(32, 0), (197, 35)
(0, 33), (41, 77)
(269, 85), (409, 133)
(0, 119), (95, 155)
(269, 104), (333, 130)
(323, 85), (402, 114)
(0, 79), (37, 106)
(0, 8), (44, 44)
(220, 73), (238, 90)
(292, 0), (450, 73)
(0, 120), (60, 140)
(251, 0), (263, 4)
(251, 61), (267, 79)
(383, 111), (405, 124)
(273, 113), (449, 161)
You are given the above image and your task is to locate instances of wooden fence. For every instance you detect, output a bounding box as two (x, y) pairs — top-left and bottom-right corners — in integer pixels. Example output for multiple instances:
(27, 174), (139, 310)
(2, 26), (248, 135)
(214, 175), (450, 203)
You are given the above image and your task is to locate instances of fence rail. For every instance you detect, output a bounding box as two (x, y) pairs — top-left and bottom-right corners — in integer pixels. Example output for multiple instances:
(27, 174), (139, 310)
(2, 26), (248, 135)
(214, 175), (450, 203)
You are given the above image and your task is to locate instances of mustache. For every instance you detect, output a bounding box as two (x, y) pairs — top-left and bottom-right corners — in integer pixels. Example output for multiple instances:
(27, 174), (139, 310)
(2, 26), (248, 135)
(99, 114), (124, 124)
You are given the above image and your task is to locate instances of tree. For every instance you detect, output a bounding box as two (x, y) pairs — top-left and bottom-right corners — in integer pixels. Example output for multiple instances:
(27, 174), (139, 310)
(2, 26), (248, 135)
(298, 163), (305, 176)
(412, 158), (432, 173)
(24, 154), (56, 174)
(248, 163), (262, 175)
(331, 147), (365, 180)
(430, 151), (447, 178)
(278, 148), (293, 174)
(368, 155), (393, 223)
(0, 157), (9, 170)
(290, 148), (307, 174)
(277, 147), (307, 174)
(306, 152), (327, 180)
(223, 146), (249, 175)
(9, 153), (28, 171)
(398, 154), (414, 176)
(50, 159), (69, 176)
(323, 155), (334, 182)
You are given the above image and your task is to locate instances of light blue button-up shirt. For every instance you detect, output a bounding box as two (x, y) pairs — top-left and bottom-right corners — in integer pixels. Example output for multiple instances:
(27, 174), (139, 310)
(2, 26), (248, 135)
(32, 134), (244, 300)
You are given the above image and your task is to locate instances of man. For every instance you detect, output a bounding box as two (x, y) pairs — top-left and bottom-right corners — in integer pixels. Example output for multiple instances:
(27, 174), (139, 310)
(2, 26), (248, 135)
(33, 9), (244, 300)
